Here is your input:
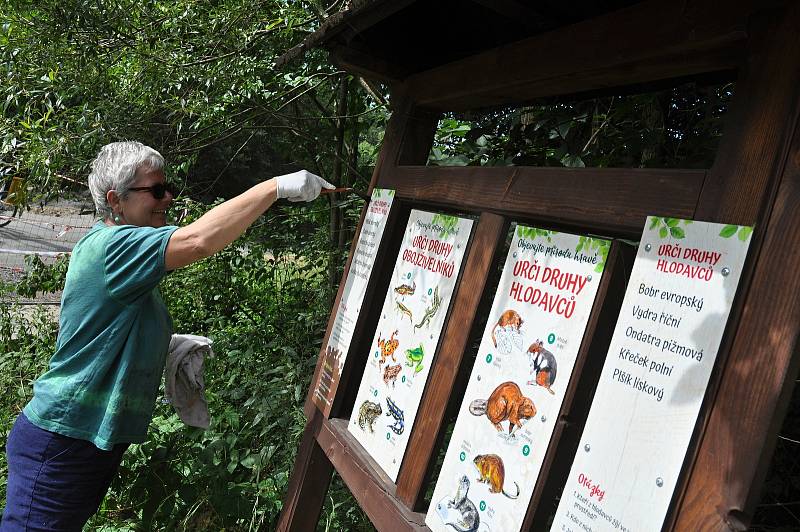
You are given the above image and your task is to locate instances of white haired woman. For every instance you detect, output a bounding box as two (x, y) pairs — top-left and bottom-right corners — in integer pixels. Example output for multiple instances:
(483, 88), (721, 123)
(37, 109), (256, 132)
(1, 141), (332, 530)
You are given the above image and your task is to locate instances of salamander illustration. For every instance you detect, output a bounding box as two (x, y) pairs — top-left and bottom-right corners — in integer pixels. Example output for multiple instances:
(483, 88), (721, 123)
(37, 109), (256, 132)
(385, 396), (404, 435)
(469, 381), (536, 436)
(383, 363), (402, 387)
(436, 475), (483, 532)
(394, 281), (416, 296)
(473, 454), (520, 499)
(526, 340), (557, 395)
(357, 400), (382, 433)
(415, 286), (442, 330)
(395, 300), (413, 322)
(405, 344), (425, 374)
(377, 330), (400, 365)
(490, 309), (524, 354)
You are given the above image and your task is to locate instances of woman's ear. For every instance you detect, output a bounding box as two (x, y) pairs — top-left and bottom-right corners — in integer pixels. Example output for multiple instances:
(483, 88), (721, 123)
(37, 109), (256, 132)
(106, 189), (121, 212)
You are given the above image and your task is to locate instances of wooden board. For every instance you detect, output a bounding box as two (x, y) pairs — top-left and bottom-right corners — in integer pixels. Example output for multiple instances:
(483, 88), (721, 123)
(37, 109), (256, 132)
(311, 189), (397, 415)
(552, 217), (752, 532)
(379, 166), (705, 237)
(402, 0), (762, 110)
(425, 227), (610, 532)
(347, 210), (474, 481)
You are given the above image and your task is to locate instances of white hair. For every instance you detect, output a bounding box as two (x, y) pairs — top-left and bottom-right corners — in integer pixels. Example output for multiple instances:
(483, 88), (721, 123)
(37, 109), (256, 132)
(88, 141), (165, 218)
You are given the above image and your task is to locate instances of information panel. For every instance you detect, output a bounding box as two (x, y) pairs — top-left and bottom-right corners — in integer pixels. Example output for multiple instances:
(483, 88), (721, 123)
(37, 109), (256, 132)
(312, 189), (395, 413)
(347, 210), (473, 481)
(552, 217), (752, 532)
(425, 226), (610, 532)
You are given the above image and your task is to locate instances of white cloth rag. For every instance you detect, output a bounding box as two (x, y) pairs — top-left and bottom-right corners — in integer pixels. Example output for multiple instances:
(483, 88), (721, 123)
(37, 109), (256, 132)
(165, 334), (214, 429)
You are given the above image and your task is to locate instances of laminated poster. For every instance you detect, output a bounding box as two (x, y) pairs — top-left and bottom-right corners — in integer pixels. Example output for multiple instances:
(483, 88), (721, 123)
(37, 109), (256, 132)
(425, 225), (610, 532)
(312, 189), (395, 413)
(551, 217), (753, 532)
(347, 210), (473, 481)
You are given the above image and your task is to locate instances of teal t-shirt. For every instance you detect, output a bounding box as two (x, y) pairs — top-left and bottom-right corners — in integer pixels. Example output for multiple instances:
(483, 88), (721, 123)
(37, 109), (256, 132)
(24, 222), (179, 450)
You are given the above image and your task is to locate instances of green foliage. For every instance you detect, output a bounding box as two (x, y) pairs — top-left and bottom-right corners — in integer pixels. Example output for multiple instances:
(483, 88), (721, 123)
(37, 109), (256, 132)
(0, 304), (59, 506)
(649, 216), (691, 239)
(576, 237), (610, 273)
(428, 83), (733, 169)
(12, 254), (69, 298)
(719, 224), (753, 241)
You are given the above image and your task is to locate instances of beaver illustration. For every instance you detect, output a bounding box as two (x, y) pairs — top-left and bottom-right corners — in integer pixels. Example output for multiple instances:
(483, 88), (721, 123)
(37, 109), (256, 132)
(527, 340), (557, 395)
(473, 454), (519, 499)
(469, 381), (536, 436)
(490, 309), (523, 348)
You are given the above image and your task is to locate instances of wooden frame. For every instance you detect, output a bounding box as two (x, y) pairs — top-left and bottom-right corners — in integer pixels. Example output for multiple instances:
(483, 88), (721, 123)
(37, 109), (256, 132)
(279, 1), (800, 530)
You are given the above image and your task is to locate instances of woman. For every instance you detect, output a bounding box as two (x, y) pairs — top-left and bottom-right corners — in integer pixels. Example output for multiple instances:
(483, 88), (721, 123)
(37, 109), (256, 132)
(1, 141), (332, 530)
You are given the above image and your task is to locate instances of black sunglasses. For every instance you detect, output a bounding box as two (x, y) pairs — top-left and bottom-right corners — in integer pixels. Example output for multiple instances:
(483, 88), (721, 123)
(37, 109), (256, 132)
(126, 182), (178, 199)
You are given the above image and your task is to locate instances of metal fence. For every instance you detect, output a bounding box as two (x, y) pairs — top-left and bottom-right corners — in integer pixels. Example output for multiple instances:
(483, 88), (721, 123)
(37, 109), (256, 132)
(0, 200), (96, 303)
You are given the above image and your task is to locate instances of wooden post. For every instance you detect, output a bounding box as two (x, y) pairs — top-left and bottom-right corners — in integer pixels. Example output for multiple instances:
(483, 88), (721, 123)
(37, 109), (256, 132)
(670, 4), (800, 529)
(395, 212), (508, 508)
(280, 89), (440, 529)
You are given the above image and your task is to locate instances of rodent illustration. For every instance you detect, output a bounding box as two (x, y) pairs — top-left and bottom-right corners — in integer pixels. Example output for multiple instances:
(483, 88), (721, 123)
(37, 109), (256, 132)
(473, 454), (519, 499)
(469, 381), (536, 436)
(442, 475), (480, 532)
(490, 309), (523, 348)
(527, 340), (557, 394)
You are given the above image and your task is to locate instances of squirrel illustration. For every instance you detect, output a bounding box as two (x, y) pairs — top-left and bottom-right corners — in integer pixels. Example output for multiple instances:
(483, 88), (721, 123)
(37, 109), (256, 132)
(469, 381), (536, 436)
(490, 309), (523, 348)
(473, 454), (520, 499)
(527, 340), (557, 394)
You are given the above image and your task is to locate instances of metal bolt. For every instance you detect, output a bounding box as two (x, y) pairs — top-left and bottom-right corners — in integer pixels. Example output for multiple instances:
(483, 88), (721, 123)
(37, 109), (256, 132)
(541, 415), (547, 423)
(587, 275), (592, 282)
(645, 243), (652, 252)
(513, 252), (517, 258)
(477, 375), (481, 381)
(656, 477), (664, 487)
(584, 443), (591, 452)
(721, 267), (730, 277)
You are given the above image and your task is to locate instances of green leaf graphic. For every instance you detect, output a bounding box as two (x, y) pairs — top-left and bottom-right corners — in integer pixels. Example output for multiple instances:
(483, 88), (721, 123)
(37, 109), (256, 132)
(737, 226), (753, 242)
(659, 227), (668, 239)
(669, 226), (685, 239)
(649, 217), (660, 230)
(719, 225), (738, 238)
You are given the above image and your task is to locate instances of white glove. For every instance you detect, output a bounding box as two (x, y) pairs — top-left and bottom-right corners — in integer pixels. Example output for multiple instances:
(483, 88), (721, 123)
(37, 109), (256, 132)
(275, 170), (334, 202)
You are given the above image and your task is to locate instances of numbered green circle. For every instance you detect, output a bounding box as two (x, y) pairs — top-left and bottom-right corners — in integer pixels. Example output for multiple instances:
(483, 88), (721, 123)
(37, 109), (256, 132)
(485, 354), (493, 363)
(401, 376), (406, 383)
(407, 272), (411, 279)
(386, 433), (391, 440)
(373, 390), (378, 397)
(428, 288), (432, 295)
(479, 501), (486, 511)
(374, 351), (379, 358)
(459, 452), (466, 462)
(523, 445), (531, 456)
(548, 333), (556, 344)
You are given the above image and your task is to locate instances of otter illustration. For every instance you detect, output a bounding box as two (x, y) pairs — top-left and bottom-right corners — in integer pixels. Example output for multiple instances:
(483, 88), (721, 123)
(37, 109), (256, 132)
(490, 309), (523, 348)
(469, 381), (536, 436)
(473, 454), (519, 499)
(527, 340), (557, 395)
(439, 475), (480, 532)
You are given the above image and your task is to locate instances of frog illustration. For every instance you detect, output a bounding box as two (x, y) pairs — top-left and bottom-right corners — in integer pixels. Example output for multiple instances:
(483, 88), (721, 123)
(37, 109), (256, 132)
(357, 400), (382, 433)
(377, 330), (400, 365)
(405, 344), (425, 374)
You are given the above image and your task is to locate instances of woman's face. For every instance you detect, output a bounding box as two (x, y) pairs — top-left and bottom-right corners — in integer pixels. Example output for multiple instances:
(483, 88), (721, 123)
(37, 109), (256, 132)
(118, 168), (173, 227)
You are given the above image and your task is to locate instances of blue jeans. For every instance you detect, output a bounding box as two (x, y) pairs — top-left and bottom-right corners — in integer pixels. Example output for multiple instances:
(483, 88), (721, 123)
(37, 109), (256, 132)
(1, 413), (128, 531)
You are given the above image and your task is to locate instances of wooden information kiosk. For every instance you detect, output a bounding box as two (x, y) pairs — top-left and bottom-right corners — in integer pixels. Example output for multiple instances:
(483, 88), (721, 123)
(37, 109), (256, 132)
(277, 1), (800, 530)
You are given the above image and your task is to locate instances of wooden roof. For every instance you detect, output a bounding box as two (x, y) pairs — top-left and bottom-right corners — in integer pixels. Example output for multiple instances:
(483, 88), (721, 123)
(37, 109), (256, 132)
(277, 0), (646, 80)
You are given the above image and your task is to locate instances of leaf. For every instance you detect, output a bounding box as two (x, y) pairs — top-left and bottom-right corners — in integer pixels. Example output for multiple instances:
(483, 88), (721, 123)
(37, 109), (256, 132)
(666, 218), (680, 227)
(659, 227), (668, 239)
(737, 226), (753, 242)
(649, 217), (660, 229)
(669, 226), (685, 239)
(595, 261), (605, 273)
(719, 225), (738, 238)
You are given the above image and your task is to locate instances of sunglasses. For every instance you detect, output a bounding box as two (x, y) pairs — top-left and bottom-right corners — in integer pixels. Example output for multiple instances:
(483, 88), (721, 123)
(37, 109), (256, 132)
(126, 182), (178, 200)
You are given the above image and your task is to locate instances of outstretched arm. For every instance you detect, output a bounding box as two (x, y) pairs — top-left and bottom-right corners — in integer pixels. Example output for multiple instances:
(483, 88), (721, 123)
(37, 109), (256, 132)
(165, 170), (332, 270)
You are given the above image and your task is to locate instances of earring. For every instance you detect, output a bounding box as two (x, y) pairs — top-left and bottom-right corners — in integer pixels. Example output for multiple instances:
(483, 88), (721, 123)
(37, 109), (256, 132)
(113, 214), (122, 224)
